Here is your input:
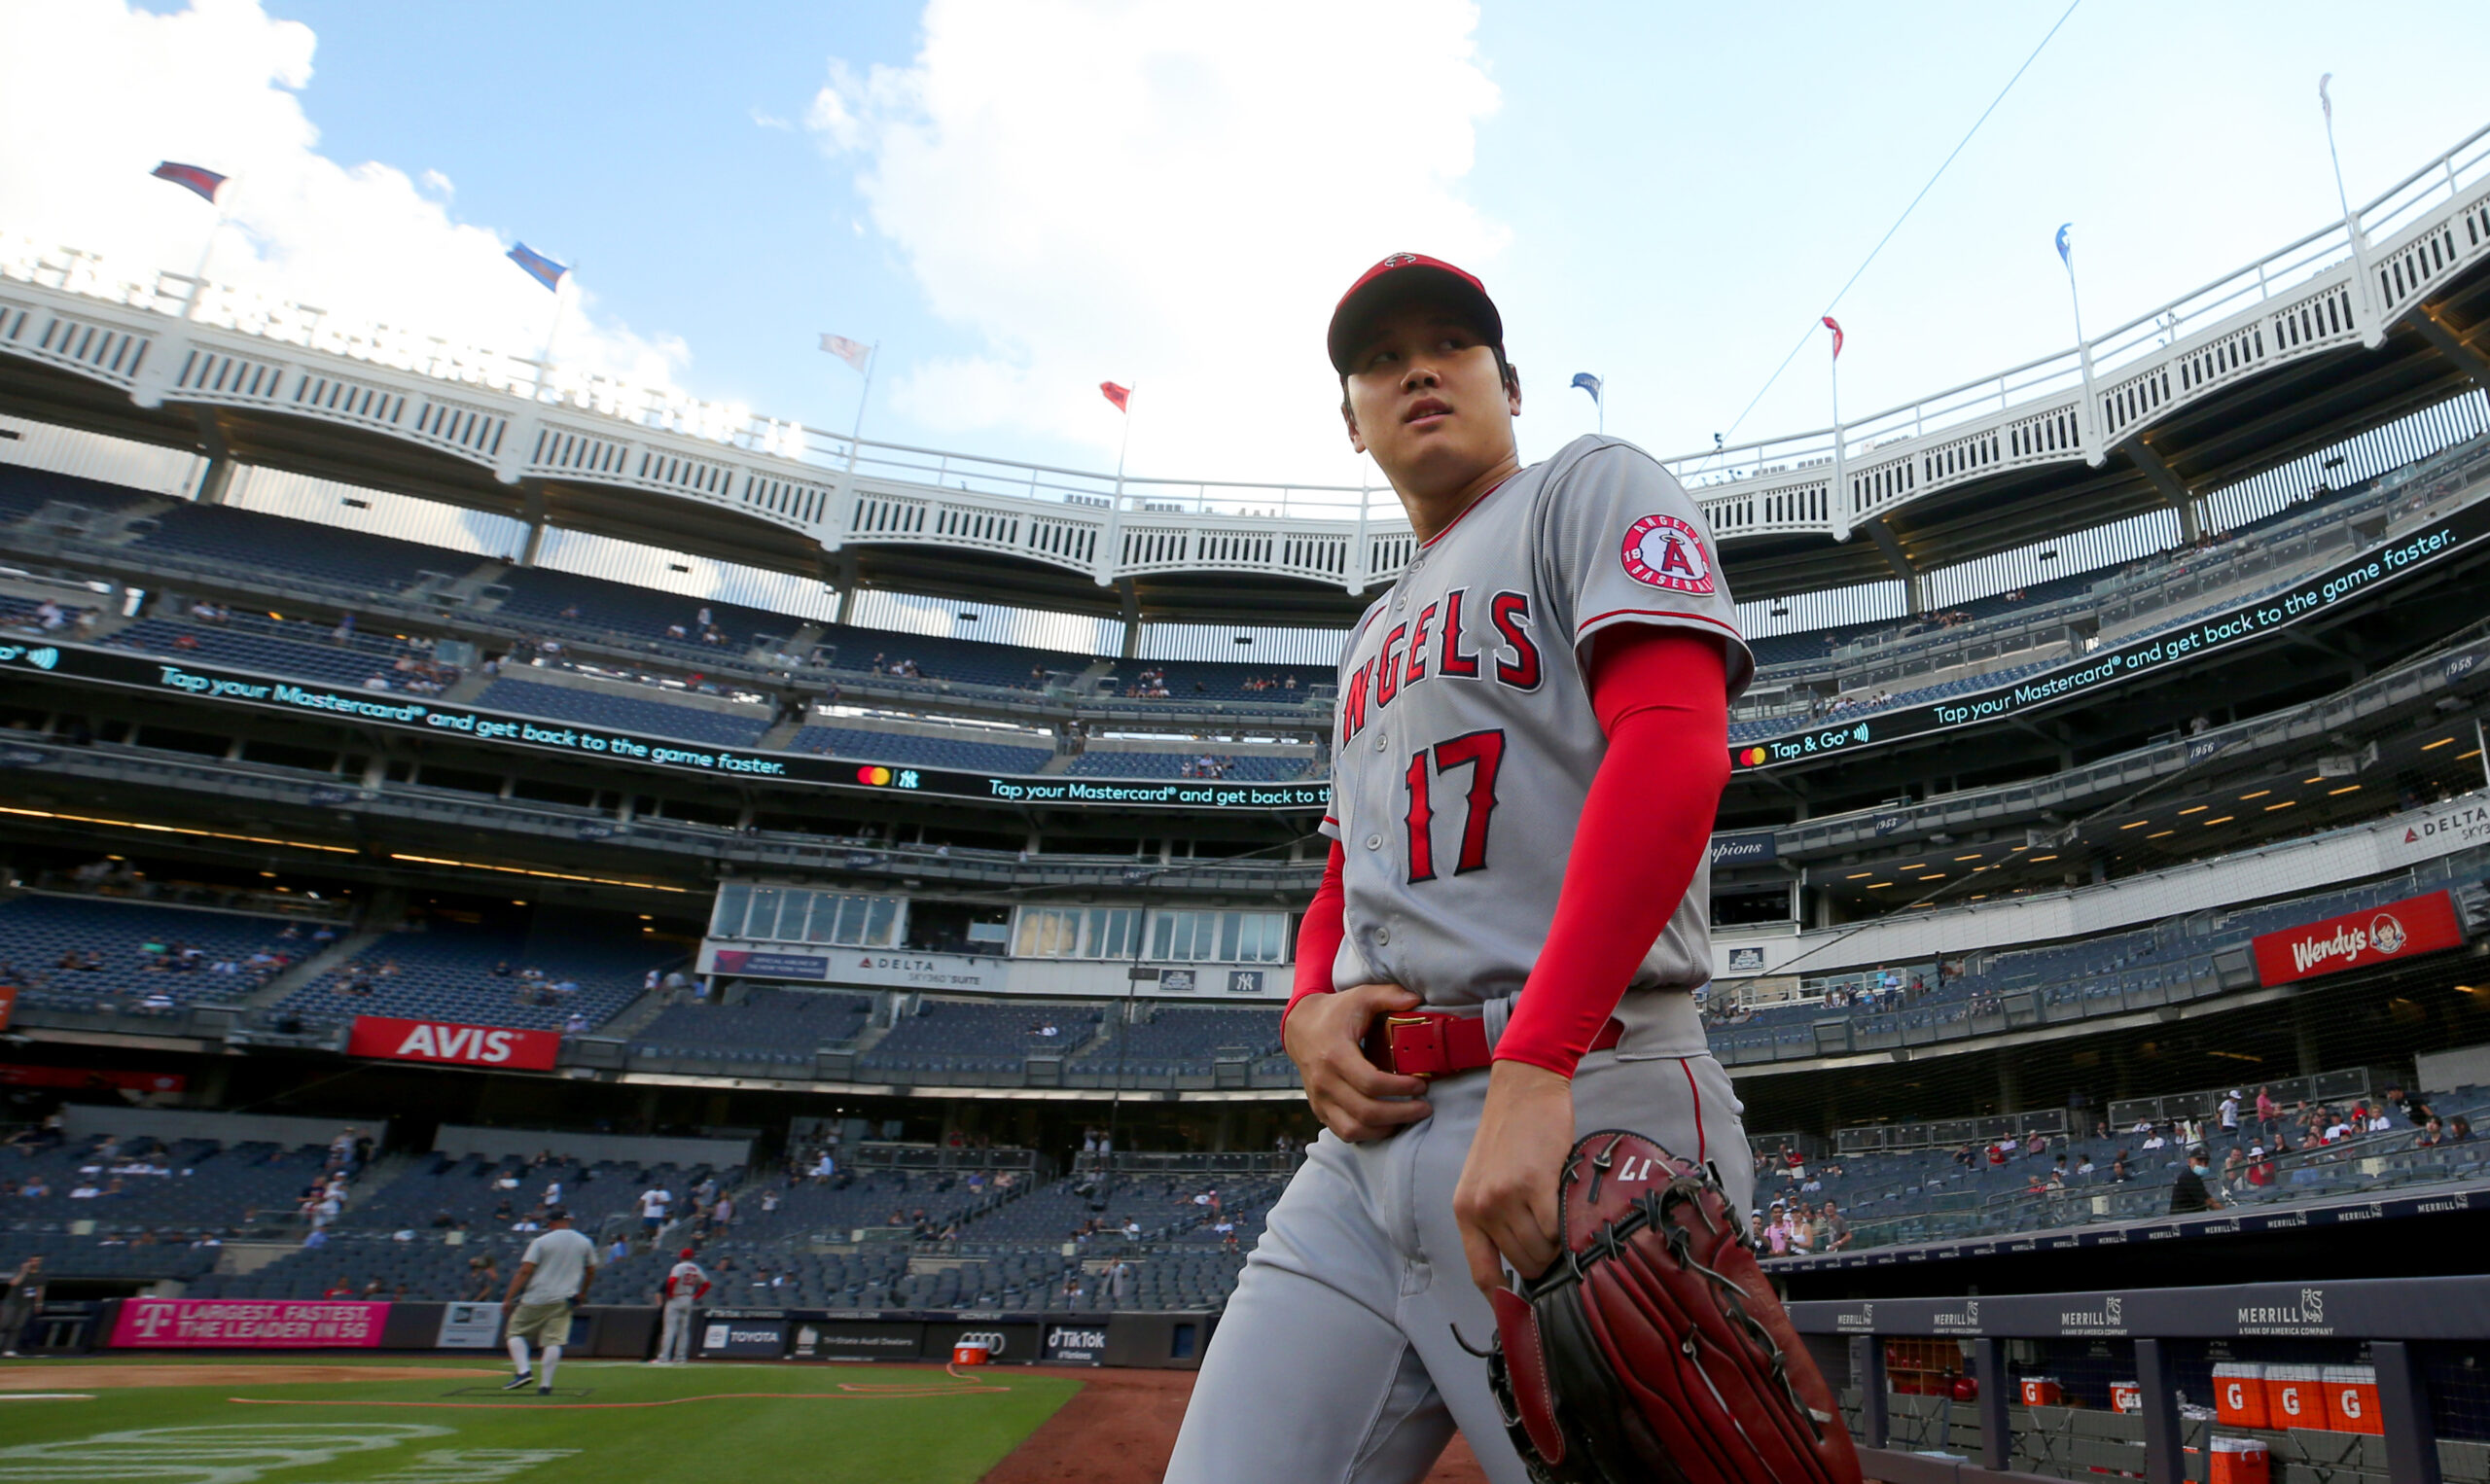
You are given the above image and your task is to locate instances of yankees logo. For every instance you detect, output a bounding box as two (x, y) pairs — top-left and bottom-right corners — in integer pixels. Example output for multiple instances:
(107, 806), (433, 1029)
(1619, 513), (1715, 594)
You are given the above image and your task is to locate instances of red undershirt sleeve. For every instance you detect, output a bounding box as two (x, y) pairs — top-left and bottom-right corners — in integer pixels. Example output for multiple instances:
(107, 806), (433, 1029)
(1493, 625), (1731, 1078)
(1281, 839), (1348, 1038)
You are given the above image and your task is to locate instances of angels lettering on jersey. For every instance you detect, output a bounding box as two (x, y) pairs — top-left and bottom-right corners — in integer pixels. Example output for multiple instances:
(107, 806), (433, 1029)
(1318, 438), (1753, 1009)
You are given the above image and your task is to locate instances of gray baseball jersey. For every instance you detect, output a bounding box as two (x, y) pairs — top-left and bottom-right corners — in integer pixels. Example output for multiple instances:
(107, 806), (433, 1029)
(1319, 435), (1753, 1051)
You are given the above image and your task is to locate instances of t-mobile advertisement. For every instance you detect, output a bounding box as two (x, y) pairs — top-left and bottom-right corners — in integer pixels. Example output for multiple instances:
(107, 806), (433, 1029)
(111, 1297), (388, 1348)
(1732, 500), (2490, 769)
(0, 640), (1329, 813)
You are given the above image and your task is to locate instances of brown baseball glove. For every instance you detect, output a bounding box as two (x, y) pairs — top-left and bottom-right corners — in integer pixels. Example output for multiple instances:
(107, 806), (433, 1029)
(1482, 1129), (1863, 1484)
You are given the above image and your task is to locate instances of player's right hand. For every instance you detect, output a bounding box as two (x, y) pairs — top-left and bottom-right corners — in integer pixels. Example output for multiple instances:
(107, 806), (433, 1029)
(1284, 982), (1432, 1143)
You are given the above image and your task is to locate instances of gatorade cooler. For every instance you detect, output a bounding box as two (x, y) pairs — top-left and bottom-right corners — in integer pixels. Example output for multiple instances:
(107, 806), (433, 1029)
(2110, 1381), (2143, 1414)
(2212, 1363), (2267, 1428)
(2323, 1364), (2383, 1435)
(951, 1341), (990, 1366)
(2210, 1436), (2270, 1484)
(2262, 1364), (2324, 1430)
(2018, 1376), (2063, 1406)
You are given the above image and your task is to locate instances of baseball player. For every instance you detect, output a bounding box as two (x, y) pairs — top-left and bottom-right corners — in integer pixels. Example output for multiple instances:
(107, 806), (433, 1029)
(501, 1206), (597, 1395)
(652, 1246), (710, 1364)
(1166, 254), (1754, 1484)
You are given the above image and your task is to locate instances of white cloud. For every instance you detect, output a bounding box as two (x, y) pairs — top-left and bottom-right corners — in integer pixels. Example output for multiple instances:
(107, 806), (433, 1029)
(809, 0), (1506, 488)
(0, 0), (681, 388)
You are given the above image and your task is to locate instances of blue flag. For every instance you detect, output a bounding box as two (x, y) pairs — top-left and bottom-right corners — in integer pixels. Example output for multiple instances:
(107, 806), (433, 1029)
(1570, 371), (1603, 405)
(507, 242), (569, 293)
(2055, 223), (2073, 267)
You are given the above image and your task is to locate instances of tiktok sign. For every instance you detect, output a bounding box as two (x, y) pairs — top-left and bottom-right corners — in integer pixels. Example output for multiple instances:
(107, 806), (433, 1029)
(346, 1015), (562, 1071)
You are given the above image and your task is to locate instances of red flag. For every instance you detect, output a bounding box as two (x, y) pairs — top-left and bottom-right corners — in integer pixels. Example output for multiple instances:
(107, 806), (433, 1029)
(152, 161), (227, 203)
(1099, 381), (1131, 412)
(1821, 316), (1845, 360)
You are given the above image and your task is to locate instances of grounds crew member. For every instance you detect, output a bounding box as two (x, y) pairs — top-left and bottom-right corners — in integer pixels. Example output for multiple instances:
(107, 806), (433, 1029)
(503, 1206), (597, 1394)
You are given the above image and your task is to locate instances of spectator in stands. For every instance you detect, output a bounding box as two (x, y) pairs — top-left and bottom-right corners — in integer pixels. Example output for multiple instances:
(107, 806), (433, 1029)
(2452, 1116), (2475, 1144)
(1821, 1201), (1852, 1252)
(638, 1183), (672, 1233)
(2255, 1085), (2279, 1138)
(2415, 1117), (2445, 1148)
(2168, 1148), (2221, 1214)
(2218, 1090), (2241, 1138)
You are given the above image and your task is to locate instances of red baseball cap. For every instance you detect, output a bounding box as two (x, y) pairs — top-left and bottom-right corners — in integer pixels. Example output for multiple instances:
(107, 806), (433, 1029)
(1327, 252), (1503, 375)
(680, 1247), (696, 1259)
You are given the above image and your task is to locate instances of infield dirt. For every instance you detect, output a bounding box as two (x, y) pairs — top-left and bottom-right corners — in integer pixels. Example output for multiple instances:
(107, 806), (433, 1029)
(977, 1364), (1491, 1483)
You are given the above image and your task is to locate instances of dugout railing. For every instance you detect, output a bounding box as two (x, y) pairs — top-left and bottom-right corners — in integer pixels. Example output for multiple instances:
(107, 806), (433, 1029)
(1790, 1274), (2490, 1484)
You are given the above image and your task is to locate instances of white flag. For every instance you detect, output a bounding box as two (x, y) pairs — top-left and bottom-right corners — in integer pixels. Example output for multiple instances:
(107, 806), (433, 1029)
(819, 335), (872, 373)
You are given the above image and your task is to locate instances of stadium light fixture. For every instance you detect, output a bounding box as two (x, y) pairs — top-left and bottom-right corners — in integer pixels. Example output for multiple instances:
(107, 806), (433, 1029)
(2180, 805), (2209, 815)
(2148, 830), (2176, 839)
(1867, 883), (1894, 890)
(2028, 854), (2057, 863)
(2423, 736), (2456, 750)
(2119, 820), (2150, 830)
(1846, 871), (1873, 879)
(2329, 785), (2363, 795)
(2264, 800), (2296, 811)
(2202, 816), (2235, 826)
(1954, 853), (1982, 861)
(2240, 790), (2271, 799)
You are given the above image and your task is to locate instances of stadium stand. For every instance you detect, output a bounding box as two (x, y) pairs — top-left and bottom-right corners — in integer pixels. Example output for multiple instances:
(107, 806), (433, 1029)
(0, 1134), (334, 1231)
(487, 568), (793, 652)
(1076, 1006), (1284, 1070)
(859, 1000), (1107, 1075)
(267, 915), (672, 1033)
(785, 724), (1053, 773)
(474, 677), (770, 748)
(109, 614), (451, 692)
(629, 988), (876, 1069)
(1065, 752), (1310, 781)
(0, 895), (312, 1012)
(124, 504), (458, 597)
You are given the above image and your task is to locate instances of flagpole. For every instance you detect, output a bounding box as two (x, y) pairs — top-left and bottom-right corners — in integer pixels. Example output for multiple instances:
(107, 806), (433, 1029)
(848, 342), (879, 451)
(2060, 227), (2104, 466)
(538, 269), (575, 397)
(2318, 73), (2380, 346)
(1827, 324), (1849, 542)
(1113, 384), (1135, 505)
(184, 194), (229, 325)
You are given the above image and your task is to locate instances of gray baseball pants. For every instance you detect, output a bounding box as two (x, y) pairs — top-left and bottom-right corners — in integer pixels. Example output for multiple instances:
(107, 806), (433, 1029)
(658, 1296), (696, 1362)
(1165, 1036), (1753, 1484)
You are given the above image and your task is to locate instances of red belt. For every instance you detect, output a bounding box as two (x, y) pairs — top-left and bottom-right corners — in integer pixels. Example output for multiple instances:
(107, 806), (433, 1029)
(1364, 1010), (1624, 1079)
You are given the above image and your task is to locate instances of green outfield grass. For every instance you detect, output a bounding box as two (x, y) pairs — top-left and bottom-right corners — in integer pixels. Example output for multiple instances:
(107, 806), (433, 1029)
(0, 1359), (1083, 1484)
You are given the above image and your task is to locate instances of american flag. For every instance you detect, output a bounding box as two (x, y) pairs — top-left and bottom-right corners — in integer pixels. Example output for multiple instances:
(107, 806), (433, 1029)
(151, 162), (226, 203)
(820, 335), (872, 373)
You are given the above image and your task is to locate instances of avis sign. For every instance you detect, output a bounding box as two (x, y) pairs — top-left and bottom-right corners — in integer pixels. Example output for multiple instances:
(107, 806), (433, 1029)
(2251, 890), (2465, 986)
(346, 1015), (561, 1070)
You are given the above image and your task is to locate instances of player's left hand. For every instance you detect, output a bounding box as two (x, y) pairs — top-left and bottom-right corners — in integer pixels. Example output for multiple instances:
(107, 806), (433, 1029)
(1452, 1059), (1575, 1298)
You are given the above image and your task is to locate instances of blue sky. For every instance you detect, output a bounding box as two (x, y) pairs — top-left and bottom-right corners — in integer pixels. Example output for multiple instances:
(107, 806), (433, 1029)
(8, 1), (2489, 491)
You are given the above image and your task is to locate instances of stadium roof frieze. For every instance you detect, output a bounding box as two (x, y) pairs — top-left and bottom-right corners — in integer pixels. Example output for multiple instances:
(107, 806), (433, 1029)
(4, 126), (2489, 612)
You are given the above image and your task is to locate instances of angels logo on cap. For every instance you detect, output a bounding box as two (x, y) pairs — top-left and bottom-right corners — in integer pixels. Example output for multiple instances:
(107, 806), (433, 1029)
(1619, 513), (1714, 594)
